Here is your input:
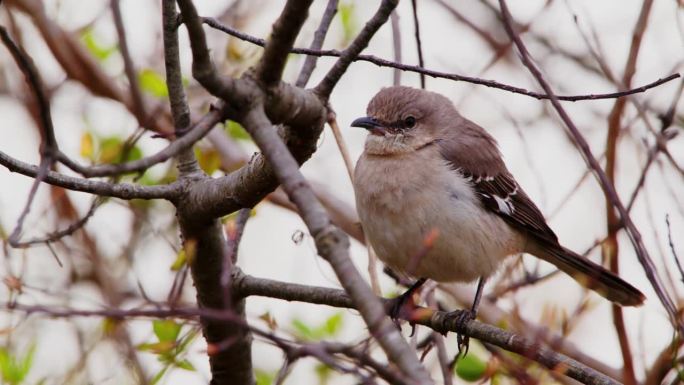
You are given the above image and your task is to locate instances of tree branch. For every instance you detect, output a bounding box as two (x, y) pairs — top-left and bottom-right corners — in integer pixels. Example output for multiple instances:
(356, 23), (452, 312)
(176, 0), (239, 104)
(111, 0), (147, 127)
(56, 107), (223, 178)
(295, 0), (339, 88)
(201, 16), (680, 102)
(497, 0), (682, 333)
(255, 0), (314, 88)
(314, 0), (399, 99)
(0, 151), (181, 200)
(5, 272), (624, 385)
(240, 106), (432, 384)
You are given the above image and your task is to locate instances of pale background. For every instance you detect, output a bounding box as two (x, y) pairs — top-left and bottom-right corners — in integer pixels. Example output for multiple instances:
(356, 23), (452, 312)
(0, 0), (683, 384)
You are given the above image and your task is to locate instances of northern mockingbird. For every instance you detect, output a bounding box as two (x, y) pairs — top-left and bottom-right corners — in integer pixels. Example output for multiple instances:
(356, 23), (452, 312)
(352, 86), (645, 349)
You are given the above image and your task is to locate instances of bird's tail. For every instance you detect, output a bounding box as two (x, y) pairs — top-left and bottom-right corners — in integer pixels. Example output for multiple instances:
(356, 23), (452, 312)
(532, 243), (645, 306)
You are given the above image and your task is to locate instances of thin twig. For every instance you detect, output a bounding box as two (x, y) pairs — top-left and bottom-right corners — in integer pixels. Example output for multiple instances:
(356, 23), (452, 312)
(295, 0), (338, 88)
(498, 0), (682, 334)
(326, 114), (355, 182)
(201, 17), (680, 102)
(11, 197), (103, 248)
(390, 10), (402, 86)
(0, 26), (60, 246)
(665, 215), (684, 284)
(111, 0), (147, 126)
(410, 0), (425, 89)
(314, 0), (400, 99)
(0, 151), (182, 200)
(56, 107), (223, 178)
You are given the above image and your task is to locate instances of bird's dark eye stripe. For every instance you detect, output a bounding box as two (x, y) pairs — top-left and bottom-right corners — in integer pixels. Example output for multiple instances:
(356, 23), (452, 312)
(380, 117), (417, 130)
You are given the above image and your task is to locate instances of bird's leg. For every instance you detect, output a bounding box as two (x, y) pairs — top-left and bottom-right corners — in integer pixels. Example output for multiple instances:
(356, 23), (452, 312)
(447, 276), (486, 357)
(386, 277), (427, 329)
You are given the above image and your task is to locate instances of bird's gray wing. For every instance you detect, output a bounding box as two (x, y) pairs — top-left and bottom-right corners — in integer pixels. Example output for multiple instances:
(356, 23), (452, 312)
(438, 122), (558, 245)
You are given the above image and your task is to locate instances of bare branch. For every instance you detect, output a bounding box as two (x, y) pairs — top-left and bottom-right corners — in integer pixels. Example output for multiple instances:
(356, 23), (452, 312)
(111, 0), (147, 127)
(314, 0), (399, 99)
(4, 272), (623, 385)
(255, 0), (315, 88)
(176, 0), (238, 103)
(497, 0), (682, 333)
(295, 0), (339, 88)
(202, 17), (680, 102)
(240, 105), (432, 384)
(235, 274), (626, 385)
(390, 10), (402, 86)
(410, 0), (426, 88)
(57, 108), (223, 178)
(0, 151), (181, 200)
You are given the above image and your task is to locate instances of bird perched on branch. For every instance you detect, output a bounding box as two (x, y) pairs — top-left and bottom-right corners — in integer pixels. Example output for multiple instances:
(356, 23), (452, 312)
(351, 86), (645, 352)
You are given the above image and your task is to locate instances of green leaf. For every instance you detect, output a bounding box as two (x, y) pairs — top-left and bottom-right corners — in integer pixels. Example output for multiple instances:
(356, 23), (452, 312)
(138, 68), (169, 98)
(315, 363), (332, 385)
(80, 132), (94, 160)
(136, 341), (176, 354)
(81, 28), (118, 61)
(338, 1), (357, 44)
(194, 147), (222, 175)
(255, 369), (274, 385)
(225, 120), (251, 141)
(175, 328), (200, 354)
(292, 313), (344, 341)
(150, 366), (169, 385)
(175, 359), (195, 371)
(153, 320), (182, 343)
(455, 352), (487, 382)
(291, 319), (316, 341)
(170, 249), (187, 271)
(322, 312), (343, 336)
(19, 346), (34, 381)
(0, 345), (35, 385)
(98, 136), (143, 164)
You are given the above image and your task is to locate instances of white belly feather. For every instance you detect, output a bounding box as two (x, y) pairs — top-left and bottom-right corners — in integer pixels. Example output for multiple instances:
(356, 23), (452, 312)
(354, 149), (523, 282)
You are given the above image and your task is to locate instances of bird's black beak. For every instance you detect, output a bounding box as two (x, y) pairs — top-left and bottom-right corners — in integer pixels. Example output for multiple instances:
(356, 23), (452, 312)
(351, 116), (380, 129)
(351, 116), (386, 136)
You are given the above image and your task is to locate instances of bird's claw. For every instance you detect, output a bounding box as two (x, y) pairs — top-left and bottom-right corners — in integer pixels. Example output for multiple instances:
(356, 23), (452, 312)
(386, 290), (418, 333)
(445, 309), (476, 356)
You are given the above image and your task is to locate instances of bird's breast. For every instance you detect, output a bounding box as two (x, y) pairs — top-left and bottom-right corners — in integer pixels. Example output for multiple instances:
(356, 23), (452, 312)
(353, 151), (522, 282)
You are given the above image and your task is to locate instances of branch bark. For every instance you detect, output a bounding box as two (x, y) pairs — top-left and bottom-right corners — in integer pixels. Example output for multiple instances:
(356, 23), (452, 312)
(240, 106), (432, 384)
(497, 0), (682, 333)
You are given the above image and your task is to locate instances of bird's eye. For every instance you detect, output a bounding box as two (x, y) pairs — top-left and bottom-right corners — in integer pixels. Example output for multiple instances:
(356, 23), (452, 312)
(404, 116), (416, 128)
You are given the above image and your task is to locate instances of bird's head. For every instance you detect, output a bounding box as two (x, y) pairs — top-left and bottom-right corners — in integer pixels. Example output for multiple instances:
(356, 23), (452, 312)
(352, 86), (458, 155)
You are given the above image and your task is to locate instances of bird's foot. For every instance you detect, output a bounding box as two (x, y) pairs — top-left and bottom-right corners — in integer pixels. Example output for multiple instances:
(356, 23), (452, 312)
(444, 309), (476, 356)
(385, 290), (419, 334)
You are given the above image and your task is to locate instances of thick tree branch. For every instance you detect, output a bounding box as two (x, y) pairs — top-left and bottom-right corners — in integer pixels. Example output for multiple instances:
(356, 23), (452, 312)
(255, 0), (315, 88)
(240, 106), (432, 384)
(163, 2), (253, 384)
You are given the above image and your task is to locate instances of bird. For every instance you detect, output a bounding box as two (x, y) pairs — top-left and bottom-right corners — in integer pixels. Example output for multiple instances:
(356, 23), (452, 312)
(351, 86), (645, 351)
